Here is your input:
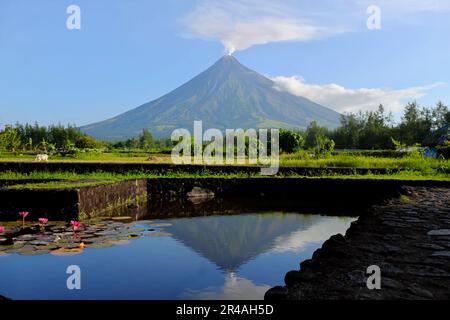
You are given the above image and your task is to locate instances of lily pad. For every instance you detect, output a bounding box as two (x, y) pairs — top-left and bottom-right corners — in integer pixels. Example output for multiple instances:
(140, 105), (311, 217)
(151, 223), (172, 228)
(111, 216), (133, 222)
(51, 248), (83, 256)
(146, 231), (172, 237)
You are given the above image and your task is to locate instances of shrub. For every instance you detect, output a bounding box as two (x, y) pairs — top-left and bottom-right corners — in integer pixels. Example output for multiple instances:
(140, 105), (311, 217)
(279, 129), (304, 153)
(437, 141), (450, 159)
(75, 136), (105, 149)
(313, 135), (335, 158)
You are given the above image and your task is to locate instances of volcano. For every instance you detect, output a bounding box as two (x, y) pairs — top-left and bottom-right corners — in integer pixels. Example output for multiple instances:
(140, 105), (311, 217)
(81, 55), (341, 140)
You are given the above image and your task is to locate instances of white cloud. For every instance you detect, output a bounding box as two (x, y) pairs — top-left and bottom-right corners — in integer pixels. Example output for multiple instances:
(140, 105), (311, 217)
(182, 0), (450, 54)
(180, 272), (270, 300)
(271, 216), (356, 253)
(182, 0), (450, 55)
(182, 0), (334, 55)
(271, 75), (443, 113)
(357, 0), (450, 13)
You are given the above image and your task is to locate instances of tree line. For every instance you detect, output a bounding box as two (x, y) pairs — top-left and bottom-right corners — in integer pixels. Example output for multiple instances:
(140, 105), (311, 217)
(279, 101), (450, 153)
(1, 101), (449, 154)
(0, 123), (104, 153)
(110, 129), (172, 150)
(0, 124), (170, 153)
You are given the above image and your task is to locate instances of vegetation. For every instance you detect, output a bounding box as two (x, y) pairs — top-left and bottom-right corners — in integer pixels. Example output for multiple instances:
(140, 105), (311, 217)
(0, 124), (173, 157)
(0, 123), (103, 155)
(0, 101), (449, 186)
(0, 164), (449, 189)
(110, 129), (172, 151)
(279, 129), (304, 153)
(1, 101), (448, 159)
(436, 141), (450, 159)
(5, 180), (117, 190)
(271, 101), (449, 158)
(330, 102), (450, 149)
(279, 152), (449, 172)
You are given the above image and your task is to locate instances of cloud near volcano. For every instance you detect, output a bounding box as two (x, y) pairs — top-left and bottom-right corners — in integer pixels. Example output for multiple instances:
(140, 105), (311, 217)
(182, 0), (323, 54)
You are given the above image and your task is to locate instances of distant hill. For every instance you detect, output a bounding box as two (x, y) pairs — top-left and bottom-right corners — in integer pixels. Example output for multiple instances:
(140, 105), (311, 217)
(80, 55), (341, 140)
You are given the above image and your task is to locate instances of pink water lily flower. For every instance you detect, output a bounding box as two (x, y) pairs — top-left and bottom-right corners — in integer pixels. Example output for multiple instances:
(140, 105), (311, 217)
(39, 218), (49, 225)
(19, 212), (29, 218)
(0, 226), (5, 233)
(19, 211), (29, 228)
(70, 220), (81, 231)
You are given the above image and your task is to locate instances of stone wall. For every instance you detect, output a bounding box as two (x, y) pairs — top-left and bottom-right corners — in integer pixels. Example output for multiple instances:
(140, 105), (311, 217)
(147, 177), (450, 209)
(0, 179), (148, 221)
(78, 179), (148, 219)
(2, 177), (450, 221)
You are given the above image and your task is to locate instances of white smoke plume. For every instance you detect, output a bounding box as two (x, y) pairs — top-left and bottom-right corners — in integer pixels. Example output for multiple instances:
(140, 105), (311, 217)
(182, 0), (323, 55)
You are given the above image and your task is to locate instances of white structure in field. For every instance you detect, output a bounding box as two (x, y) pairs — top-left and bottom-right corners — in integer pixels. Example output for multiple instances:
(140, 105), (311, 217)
(35, 154), (49, 162)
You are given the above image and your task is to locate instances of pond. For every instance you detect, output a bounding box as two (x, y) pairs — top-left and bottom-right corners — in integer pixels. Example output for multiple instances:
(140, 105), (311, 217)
(0, 211), (356, 300)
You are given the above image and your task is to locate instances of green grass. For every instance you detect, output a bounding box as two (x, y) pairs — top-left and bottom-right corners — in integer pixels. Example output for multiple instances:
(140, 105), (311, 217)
(0, 167), (449, 185)
(0, 170), (258, 181)
(1, 150), (448, 170)
(6, 180), (116, 189)
(0, 151), (173, 163)
(0, 150), (449, 188)
(280, 152), (449, 171)
(300, 172), (450, 181)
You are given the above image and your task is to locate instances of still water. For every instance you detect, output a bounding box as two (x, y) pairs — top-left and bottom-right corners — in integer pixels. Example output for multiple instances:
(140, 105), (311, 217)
(0, 212), (355, 300)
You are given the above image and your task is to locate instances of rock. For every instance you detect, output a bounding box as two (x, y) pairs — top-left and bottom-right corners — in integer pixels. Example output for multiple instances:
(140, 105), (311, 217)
(0, 237), (13, 246)
(428, 229), (450, 236)
(379, 277), (403, 290)
(284, 270), (300, 287)
(267, 187), (450, 300)
(322, 234), (346, 250)
(431, 251), (450, 257)
(299, 259), (314, 270)
(187, 187), (215, 201)
(406, 285), (434, 299)
(414, 243), (446, 250)
(264, 286), (290, 301)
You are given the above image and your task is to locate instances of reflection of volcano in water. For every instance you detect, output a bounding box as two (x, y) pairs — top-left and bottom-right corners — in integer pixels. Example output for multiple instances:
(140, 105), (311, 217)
(181, 271), (271, 300)
(163, 213), (355, 272)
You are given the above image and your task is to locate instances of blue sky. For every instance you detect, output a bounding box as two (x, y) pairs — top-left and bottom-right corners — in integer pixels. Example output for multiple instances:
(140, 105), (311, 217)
(1, 0), (449, 127)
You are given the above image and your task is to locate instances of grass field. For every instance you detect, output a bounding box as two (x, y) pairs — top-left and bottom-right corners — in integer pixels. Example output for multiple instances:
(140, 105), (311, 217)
(1, 150), (449, 168)
(0, 167), (449, 189)
(0, 150), (449, 188)
(0, 151), (172, 163)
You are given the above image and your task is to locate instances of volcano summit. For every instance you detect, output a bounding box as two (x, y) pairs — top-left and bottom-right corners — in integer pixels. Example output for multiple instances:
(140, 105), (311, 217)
(81, 56), (341, 140)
